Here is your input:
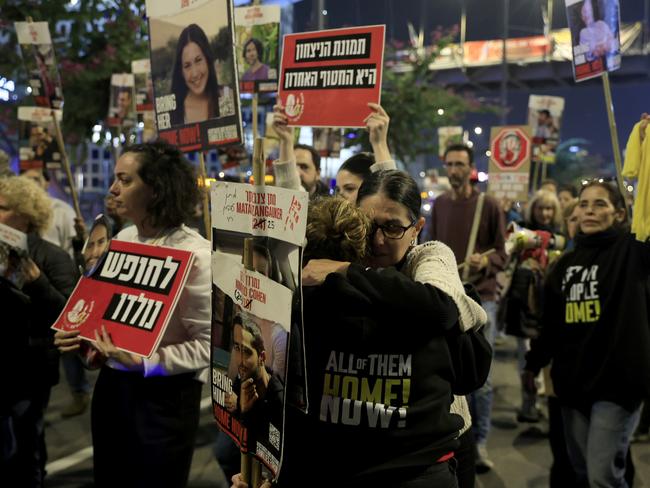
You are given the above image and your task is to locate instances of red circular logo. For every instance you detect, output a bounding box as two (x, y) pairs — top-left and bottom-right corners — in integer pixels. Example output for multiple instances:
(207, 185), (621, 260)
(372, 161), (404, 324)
(490, 128), (530, 171)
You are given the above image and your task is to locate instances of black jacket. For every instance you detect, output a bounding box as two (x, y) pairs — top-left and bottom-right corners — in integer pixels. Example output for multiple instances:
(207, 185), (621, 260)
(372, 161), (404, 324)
(281, 264), (464, 485)
(17, 234), (77, 394)
(526, 229), (650, 411)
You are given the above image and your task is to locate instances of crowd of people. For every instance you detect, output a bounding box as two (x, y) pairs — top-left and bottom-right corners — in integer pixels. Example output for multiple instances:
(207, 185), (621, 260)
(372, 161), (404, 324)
(1, 102), (649, 488)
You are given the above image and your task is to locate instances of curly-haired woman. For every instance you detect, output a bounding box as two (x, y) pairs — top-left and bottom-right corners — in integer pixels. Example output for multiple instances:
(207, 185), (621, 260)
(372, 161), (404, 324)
(54, 141), (211, 488)
(0, 175), (77, 487)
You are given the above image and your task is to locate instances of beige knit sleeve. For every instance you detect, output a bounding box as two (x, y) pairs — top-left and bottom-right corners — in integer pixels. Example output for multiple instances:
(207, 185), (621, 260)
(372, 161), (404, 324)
(404, 241), (488, 331)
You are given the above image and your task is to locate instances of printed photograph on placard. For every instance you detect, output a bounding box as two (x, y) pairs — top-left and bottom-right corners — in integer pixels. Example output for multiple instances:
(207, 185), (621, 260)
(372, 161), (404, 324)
(234, 4), (281, 93)
(17, 107), (63, 171)
(147, 0), (242, 152)
(107, 74), (136, 128)
(312, 128), (342, 158)
(81, 214), (114, 278)
(437, 126), (464, 159)
(132, 59), (155, 113)
(527, 95), (565, 164)
(15, 22), (64, 110)
(210, 181), (308, 478)
(566, 0), (621, 82)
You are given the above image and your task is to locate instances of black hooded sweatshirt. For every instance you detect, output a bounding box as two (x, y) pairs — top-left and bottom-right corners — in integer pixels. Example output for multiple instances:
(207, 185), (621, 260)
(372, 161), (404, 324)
(525, 228), (650, 411)
(280, 264), (465, 485)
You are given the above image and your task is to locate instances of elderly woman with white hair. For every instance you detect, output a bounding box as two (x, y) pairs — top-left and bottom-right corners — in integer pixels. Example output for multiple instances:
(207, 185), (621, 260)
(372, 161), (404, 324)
(0, 175), (78, 487)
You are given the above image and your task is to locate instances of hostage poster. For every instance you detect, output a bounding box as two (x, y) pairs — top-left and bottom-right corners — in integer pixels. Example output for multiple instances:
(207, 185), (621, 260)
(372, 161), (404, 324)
(15, 21), (64, 110)
(210, 182), (308, 478)
(234, 4), (281, 93)
(488, 125), (532, 202)
(52, 239), (194, 358)
(107, 73), (136, 128)
(278, 25), (385, 128)
(132, 58), (154, 113)
(565, 0), (621, 82)
(527, 95), (565, 165)
(17, 106), (63, 171)
(437, 126), (464, 159)
(146, 0), (243, 152)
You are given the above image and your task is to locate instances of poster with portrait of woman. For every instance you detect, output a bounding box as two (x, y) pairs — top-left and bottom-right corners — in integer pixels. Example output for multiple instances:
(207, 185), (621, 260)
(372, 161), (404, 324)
(566, 0), (621, 82)
(15, 22), (64, 110)
(234, 4), (281, 93)
(146, 0), (243, 152)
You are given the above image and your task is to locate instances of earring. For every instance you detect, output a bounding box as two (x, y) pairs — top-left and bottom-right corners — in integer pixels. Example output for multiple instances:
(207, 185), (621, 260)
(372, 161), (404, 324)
(410, 238), (416, 246)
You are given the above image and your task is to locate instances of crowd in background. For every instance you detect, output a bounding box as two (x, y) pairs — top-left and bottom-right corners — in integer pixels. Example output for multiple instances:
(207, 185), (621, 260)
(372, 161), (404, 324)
(1, 108), (649, 488)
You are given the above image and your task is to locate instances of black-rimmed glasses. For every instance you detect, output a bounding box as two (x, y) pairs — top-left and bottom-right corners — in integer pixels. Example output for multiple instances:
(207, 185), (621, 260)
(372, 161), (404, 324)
(371, 221), (416, 239)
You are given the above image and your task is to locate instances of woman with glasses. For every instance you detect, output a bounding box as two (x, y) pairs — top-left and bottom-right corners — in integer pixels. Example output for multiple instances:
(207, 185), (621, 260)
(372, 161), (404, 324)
(246, 196), (482, 488)
(524, 179), (650, 488)
(301, 170), (489, 488)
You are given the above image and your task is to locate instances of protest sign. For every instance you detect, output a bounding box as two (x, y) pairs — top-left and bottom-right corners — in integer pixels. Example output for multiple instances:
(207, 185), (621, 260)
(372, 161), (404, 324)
(17, 106), (63, 171)
(437, 126), (464, 159)
(566, 0), (621, 82)
(132, 59), (154, 113)
(146, 0), (242, 152)
(235, 4), (281, 93)
(52, 239), (194, 358)
(313, 128), (342, 158)
(278, 25), (385, 127)
(211, 183), (308, 246)
(15, 21), (64, 110)
(107, 73), (136, 128)
(210, 181), (308, 478)
(527, 95), (565, 165)
(488, 126), (532, 202)
(0, 222), (29, 289)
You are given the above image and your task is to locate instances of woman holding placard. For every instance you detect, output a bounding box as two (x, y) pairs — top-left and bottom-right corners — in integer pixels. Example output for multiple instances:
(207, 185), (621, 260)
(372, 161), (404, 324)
(54, 141), (211, 488)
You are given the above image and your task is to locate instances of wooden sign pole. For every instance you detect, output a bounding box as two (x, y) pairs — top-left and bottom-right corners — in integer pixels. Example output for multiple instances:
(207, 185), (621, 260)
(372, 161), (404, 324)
(240, 138), (265, 487)
(198, 152), (211, 241)
(601, 72), (630, 210)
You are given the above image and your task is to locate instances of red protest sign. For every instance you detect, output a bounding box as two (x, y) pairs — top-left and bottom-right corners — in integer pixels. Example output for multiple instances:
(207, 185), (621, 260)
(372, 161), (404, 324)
(488, 126), (532, 202)
(52, 240), (194, 358)
(490, 126), (531, 171)
(278, 25), (385, 128)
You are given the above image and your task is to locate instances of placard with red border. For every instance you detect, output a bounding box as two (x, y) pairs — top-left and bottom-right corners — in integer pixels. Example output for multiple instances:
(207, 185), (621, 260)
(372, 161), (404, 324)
(278, 25), (385, 128)
(52, 240), (194, 358)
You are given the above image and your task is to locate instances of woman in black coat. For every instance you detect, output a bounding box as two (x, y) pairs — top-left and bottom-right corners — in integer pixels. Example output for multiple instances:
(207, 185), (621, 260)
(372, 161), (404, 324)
(0, 175), (77, 487)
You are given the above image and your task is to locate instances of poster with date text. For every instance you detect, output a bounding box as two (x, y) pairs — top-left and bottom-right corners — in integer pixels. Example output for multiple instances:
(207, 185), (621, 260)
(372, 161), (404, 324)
(210, 182), (308, 478)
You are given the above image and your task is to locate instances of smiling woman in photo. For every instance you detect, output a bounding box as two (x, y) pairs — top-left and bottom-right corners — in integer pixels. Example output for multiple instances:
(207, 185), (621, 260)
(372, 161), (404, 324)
(170, 23), (220, 125)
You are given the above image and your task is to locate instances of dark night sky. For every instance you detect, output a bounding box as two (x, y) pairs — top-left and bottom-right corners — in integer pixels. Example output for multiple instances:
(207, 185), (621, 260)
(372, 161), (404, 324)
(290, 0), (649, 177)
(294, 0), (645, 43)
